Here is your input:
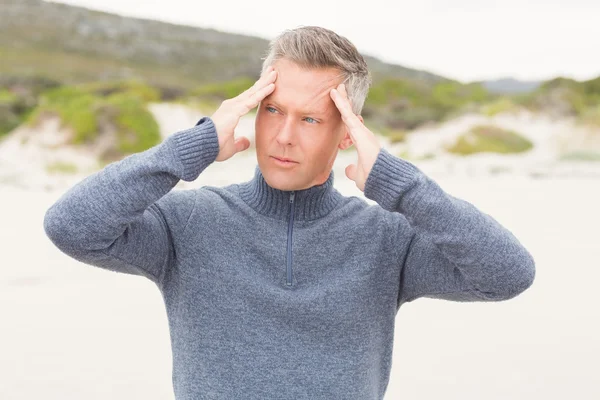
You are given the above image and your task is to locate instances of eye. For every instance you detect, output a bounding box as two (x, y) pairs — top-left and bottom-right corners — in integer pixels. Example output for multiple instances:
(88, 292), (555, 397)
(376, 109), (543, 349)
(303, 117), (318, 124)
(266, 106), (277, 113)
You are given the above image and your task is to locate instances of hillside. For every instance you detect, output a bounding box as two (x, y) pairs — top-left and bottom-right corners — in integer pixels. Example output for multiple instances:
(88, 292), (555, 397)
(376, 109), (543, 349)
(480, 78), (541, 94)
(1, 0), (498, 139)
(520, 76), (600, 119)
(0, 0), (448, 89)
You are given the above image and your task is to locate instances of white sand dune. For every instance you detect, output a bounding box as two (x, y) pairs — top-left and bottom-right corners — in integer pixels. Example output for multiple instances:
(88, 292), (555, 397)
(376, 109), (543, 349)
(2, 104), (599, 193)
(1, 105), (600, 399)
(389, 109), (600, 178)
(1, 172), (599, 399)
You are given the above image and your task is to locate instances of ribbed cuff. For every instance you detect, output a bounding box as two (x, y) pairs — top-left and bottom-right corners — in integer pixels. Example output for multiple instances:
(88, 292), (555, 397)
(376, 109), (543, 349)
(167, 116), (220, 181)
(363, 147), (423, 211)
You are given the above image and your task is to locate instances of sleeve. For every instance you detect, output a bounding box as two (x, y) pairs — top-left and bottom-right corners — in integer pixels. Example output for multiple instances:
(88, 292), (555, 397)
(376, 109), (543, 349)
(42, 116), (220, 287)
(363, 148), (536, 307)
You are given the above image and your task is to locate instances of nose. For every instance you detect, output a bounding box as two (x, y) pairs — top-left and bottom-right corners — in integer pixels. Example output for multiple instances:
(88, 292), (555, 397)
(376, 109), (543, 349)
(275, 116), (296, 146)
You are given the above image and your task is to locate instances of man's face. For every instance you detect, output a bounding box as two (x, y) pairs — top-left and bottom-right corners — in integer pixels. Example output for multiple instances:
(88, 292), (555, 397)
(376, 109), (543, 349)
(255, 58), (353, 191)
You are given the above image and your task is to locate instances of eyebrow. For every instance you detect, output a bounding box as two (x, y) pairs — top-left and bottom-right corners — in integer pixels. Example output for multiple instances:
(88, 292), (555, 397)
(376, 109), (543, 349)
(265, 98), (329, 116)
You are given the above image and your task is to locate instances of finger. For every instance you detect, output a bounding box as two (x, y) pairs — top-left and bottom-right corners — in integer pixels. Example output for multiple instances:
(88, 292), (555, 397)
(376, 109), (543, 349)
(339, 83), (350, 102)
(236, 71), (276, 107)
(245, 68), (277, 98)
(342, 84), (354, 114)
(338, 83), (357, 113)
(250, 66), (275, 90)
(234, 136), (251, 153)
(240, 83), (275, 114)
(345, 163), (357, 182)
(330, 86), (361, 131)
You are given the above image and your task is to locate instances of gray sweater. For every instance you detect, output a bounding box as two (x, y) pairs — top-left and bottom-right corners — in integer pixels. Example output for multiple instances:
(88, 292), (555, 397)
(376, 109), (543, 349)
(43, 116), (535, 399)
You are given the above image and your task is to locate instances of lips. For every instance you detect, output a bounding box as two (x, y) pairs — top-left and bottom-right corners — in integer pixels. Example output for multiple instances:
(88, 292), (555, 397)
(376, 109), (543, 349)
(272, 156), (297, 163)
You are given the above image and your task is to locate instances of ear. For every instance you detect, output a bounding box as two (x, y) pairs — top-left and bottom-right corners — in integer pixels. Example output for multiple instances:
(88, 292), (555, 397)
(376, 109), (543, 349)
(338, 114), (363, 150)
(338, 125), (352, 150)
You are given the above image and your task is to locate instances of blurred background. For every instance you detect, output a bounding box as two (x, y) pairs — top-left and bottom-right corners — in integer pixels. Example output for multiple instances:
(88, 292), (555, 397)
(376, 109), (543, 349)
(1, 0), (598, 399)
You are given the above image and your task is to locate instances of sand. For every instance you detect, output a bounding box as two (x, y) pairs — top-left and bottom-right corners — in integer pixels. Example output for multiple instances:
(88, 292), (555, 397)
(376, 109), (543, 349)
(1, 104), (599, 399)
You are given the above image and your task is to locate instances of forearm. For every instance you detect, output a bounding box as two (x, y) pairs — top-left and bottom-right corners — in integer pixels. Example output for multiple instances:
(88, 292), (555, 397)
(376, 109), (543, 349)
(364, 148), (535, 301)
(43, 117), (219, 280)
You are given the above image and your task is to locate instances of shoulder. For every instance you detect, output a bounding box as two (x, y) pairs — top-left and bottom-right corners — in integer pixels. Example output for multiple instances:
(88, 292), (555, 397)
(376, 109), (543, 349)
(332, 193), (405, 228)
(333, 193), (413, 242)
(152, 183), (239, 234)
(153, 183), (234, 218)
(335, 193), (396, 220)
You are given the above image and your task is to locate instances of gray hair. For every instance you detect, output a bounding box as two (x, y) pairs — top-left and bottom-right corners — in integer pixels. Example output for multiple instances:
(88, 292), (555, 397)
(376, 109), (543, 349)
(261, 26), (371, 115)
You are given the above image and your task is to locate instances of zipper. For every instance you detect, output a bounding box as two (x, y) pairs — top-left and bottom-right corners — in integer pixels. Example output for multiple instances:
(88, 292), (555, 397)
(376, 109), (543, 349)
(286, 191), (296, 286)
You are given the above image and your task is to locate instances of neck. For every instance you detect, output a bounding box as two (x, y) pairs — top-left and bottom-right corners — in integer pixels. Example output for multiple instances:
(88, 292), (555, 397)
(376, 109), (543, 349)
(238, 165), (343, 221)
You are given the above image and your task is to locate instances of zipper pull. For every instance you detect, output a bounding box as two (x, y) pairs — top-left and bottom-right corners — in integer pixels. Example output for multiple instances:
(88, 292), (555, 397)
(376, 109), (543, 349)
(290, 191), (295, 203)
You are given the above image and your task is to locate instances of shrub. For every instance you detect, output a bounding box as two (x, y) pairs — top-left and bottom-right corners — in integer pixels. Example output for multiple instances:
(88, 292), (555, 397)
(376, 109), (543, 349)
(189, 77), (255, 101)
(104, 92), (161, 155)
(27, 86), (99, 143)
(559, 151), (600, 162)
(480, 97), (519, 117)
(26, 80), (161, 159)
(45, 161), (78, 174)
(578, 105), (600, 127)
(446, 125), (533, 155)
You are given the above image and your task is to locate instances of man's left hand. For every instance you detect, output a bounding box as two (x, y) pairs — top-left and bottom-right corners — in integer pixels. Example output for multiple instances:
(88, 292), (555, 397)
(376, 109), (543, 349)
(330, 83), (382, 192)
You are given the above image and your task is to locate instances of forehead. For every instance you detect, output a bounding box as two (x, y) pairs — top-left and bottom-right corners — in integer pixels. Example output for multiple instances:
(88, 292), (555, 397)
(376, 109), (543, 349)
(265, 59), (344, 115)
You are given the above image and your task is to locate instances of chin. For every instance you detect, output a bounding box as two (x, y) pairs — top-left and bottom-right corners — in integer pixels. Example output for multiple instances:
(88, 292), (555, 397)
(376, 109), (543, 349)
(263, 170), (294, 190)
(260, 166), (298, 191)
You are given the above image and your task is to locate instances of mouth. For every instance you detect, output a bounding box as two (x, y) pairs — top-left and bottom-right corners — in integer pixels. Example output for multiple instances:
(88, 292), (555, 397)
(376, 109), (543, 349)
(271, 156), (298, 166)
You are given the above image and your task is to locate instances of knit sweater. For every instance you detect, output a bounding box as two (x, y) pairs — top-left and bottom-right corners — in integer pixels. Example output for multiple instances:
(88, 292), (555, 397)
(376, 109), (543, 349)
(43, 116), (535, 400)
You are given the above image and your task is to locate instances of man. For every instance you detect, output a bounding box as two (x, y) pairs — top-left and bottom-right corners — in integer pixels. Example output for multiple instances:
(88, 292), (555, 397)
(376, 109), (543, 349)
(44, 26), (535, 400)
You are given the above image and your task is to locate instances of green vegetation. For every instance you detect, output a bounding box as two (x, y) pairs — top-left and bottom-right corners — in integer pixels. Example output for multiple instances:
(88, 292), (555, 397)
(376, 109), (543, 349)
(0, 0), (448, 94)
(189, 78), (255, 101)
(185, 77), (491, 134)
(183, 78), (258, 114)
(28, 86), (98, 143)
(363, 79), (492, 131)
(27, 80), (161, 161)
(104, 92), (161, 154)
(0, 90), (17, 103)
(384, 129), (408, 144)
(559, 151), (600, 162)
(45, 161), (79, 174)
(180, 98), (221, 115)
(0, 76), (62, 136)
(517, 76), (600, 125)
(446, 125), (534, 155)
(579, 105), (600, 127)
(396, 150), (436, 161)
(3, 0), (599, 161)
(0, 89), (23, 136)
(0, 0), (498, 138)
(480, 97), (520, 117)
(0, 80), (53, 136)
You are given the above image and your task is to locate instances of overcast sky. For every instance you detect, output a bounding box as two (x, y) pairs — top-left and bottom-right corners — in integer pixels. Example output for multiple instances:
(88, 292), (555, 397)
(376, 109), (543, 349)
(48, 0), (599, 83)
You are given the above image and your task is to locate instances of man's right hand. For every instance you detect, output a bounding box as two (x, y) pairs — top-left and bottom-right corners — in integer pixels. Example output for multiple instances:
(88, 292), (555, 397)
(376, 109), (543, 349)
(211, 65), (277, 162)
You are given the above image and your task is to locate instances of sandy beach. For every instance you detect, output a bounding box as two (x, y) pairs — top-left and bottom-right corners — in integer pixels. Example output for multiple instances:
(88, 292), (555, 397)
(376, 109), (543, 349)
(1, 155), (599, 399)
(1, 103), (599, 399)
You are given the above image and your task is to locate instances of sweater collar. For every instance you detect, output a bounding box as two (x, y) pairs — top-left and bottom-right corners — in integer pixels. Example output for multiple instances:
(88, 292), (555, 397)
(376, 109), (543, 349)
(239, 165), (343, 221)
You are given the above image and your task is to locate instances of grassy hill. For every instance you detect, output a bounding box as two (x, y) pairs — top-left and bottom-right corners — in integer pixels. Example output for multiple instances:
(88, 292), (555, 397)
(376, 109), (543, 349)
(0, 0), (448, 89)
(504, 76), (600, 127)
(0, 0), (506, 154)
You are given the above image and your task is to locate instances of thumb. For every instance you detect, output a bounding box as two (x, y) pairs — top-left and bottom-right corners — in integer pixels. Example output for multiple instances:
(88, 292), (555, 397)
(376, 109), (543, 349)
(234, 137), (251, 153)
(345, 163), (357, 181)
